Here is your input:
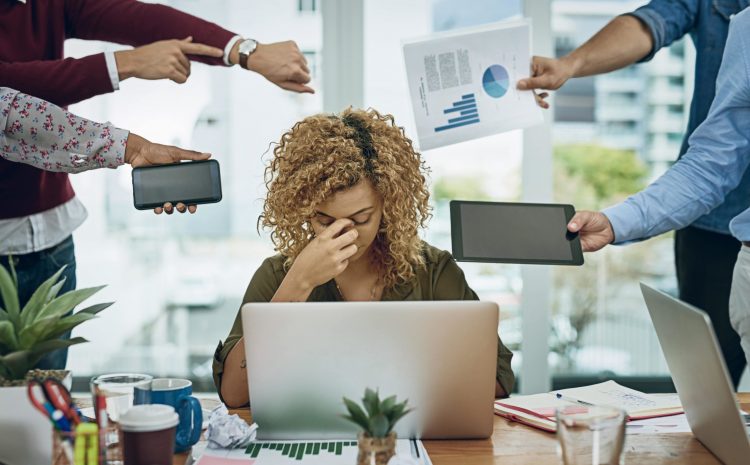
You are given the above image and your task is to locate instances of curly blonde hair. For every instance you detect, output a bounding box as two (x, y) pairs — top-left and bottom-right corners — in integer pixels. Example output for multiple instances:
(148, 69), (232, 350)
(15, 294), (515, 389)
(260, 108), (432, 289)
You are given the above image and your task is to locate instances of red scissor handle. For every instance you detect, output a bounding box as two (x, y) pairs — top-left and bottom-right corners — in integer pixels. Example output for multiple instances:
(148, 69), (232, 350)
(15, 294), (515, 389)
(42, 378), (80, 425)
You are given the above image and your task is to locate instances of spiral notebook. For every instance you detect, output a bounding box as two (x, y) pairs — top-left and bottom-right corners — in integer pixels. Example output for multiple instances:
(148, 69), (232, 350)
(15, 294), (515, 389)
(494, 381), (683, 432)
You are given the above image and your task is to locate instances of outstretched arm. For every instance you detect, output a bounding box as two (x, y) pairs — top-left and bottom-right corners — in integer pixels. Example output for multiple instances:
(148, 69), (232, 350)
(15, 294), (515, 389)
(568, 12), (750, 250)
(0, 88), (210, 174)
(518, 0), (699, 107)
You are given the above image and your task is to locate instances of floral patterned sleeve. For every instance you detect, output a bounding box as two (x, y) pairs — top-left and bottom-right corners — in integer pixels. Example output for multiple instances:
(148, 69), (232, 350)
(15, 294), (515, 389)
(0, 87), (129, 173)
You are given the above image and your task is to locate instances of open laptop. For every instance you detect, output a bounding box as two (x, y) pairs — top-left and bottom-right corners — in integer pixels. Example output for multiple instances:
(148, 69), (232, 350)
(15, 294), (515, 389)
(241, 301), (499, 440)
(640, 283), (750, 465)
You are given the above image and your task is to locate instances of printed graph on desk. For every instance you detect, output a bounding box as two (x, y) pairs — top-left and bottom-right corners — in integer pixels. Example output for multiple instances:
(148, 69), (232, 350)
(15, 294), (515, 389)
(434, 94), (480, 132)
(197, 439), (431, 465)
(248, 440), (356, 461)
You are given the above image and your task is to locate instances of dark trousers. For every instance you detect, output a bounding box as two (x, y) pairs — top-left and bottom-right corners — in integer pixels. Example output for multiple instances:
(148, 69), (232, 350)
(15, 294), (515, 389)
(675, 226), (746, 387)
(0, 235), (76, 370)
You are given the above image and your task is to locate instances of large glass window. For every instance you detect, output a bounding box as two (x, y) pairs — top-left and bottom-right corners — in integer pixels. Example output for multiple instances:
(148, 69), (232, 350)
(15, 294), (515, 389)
(65, 0), (322, 389)
(550, 0), (692, 386)
(364, 0), (525, 379)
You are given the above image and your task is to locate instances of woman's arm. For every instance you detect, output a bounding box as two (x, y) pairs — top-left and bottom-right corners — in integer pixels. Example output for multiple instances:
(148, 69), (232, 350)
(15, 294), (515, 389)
(0, 88), (210, 175)
(220, 337), (250, 408)
(214, 258), (285, 406)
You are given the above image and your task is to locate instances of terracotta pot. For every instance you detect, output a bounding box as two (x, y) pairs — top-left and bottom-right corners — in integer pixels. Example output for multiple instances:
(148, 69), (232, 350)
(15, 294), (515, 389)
(357, 431), (397, 465)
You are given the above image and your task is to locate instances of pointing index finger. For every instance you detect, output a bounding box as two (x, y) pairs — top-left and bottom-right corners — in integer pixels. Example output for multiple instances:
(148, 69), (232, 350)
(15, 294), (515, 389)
(179, 41), (224, 58)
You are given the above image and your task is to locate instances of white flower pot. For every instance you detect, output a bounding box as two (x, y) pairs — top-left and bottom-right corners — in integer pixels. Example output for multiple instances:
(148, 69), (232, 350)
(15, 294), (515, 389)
(0, 385), (53, 465)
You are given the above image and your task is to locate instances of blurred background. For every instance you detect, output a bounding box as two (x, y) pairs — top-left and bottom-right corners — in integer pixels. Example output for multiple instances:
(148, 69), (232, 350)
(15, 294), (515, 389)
(63, 0), (747, 393)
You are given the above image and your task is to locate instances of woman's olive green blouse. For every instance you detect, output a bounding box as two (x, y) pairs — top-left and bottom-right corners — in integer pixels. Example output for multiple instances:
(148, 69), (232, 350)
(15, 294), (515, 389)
(212, 242), (515, 399)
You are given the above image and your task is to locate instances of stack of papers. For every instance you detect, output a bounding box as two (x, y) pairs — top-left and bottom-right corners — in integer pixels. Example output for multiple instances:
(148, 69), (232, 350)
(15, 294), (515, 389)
(625, 414), (692, 434)
(195, 438), (432, 465)
(494, 381), (683, 432)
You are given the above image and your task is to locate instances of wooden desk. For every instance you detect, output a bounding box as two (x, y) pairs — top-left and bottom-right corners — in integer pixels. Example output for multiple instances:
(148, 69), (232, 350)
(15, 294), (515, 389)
(175, 393), (750, 464)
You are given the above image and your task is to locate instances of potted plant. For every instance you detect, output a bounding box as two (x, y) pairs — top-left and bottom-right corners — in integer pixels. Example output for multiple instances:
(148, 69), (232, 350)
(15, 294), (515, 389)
(342, 388), (413, 465)
(0, 261), (112, 465)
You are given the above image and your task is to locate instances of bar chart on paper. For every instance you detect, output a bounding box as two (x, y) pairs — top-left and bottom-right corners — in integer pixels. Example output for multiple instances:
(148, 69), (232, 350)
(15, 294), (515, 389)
(403, 20), (542, 150)
(435, 93), (480, 132)
(196, 439), (432, 465)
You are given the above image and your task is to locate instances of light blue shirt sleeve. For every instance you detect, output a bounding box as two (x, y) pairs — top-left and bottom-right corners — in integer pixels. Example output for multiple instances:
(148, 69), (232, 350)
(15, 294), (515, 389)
(603, 10), (750, 243)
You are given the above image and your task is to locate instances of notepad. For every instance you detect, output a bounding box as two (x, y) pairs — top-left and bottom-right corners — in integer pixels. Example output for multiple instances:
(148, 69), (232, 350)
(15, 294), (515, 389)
(494, 381), (684, 433)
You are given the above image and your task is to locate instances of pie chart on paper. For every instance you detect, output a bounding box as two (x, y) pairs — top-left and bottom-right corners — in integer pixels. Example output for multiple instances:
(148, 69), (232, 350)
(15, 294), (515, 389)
(482, 64), (510, 98)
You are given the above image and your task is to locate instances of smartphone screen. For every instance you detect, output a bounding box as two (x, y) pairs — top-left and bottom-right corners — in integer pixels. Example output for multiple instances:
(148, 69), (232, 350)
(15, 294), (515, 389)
(132, 160), (222, 209)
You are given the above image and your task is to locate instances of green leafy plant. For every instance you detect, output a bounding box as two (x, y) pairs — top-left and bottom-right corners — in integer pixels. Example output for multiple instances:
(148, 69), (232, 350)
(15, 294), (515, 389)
(0, 260), (112, 381)
(342, 388), (412, 438)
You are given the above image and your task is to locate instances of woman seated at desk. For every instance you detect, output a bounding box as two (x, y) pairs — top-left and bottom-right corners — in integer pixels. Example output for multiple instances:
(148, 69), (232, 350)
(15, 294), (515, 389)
(213, 108), (515, 407)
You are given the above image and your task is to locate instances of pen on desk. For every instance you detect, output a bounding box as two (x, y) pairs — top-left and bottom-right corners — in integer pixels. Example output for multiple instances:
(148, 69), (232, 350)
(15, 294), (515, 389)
(411, 438), (421, 459)
(93, 386), (108, 465)
(555, 393), (595, 407)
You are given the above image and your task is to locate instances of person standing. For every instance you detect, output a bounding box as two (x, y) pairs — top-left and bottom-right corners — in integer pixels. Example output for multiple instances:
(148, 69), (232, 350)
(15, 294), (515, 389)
(0, 0), (313, 369)
(517, 0), (750, 386)
(566, 8), (750, 375)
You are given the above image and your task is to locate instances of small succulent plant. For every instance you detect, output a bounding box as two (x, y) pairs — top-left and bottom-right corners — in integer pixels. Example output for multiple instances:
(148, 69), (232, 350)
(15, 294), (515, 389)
(0, 260), (112, 381)
(342, 388), (413, 438)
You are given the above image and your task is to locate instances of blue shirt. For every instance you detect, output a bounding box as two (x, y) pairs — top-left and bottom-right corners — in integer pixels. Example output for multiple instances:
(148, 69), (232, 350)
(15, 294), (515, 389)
(604, 9), (750, 242)
(628, 0), (750, 234)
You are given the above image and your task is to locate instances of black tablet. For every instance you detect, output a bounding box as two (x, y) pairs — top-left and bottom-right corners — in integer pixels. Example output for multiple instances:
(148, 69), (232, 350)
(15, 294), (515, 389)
(450, 200), (584, 266)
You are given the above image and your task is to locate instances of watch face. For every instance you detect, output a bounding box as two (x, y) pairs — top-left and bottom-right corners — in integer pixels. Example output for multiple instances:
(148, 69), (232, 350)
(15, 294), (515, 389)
(239, 39), (257, 55)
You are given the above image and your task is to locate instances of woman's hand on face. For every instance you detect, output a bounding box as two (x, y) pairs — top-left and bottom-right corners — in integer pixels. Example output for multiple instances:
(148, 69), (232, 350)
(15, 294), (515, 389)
(288, 218), (359, 290)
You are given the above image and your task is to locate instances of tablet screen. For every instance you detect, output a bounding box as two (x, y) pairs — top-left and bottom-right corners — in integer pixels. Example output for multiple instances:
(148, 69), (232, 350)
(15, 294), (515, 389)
(451, 201), (583, 265)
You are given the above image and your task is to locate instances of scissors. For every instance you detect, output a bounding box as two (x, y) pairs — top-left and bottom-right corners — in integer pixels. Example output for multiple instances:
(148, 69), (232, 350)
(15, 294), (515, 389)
(27, 377), (81, 430)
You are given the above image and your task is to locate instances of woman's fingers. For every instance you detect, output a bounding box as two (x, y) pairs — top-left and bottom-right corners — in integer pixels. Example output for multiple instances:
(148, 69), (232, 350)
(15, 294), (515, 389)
(337, 243), (359, 261)
(332, 228), (359, 248)
(319, 218), (354, 239)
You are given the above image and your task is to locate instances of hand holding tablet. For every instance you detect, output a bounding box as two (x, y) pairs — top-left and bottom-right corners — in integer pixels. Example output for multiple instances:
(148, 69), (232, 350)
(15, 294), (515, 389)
(450, 200), (584, 266)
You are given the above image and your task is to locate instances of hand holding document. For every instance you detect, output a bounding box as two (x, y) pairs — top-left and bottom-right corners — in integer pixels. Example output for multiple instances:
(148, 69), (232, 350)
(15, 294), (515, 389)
(402, 19), (542, 151)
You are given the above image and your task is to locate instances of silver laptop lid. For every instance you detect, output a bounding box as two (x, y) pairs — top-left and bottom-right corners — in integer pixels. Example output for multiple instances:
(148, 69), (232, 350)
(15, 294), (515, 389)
(640, 283), (750, 465)
(242, 300), (499, 440)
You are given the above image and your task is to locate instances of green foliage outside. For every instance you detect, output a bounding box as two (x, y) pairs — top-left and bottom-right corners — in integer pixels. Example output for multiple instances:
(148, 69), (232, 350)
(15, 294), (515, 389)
(552, 144), (663, 373)
(432, 176), (491, 202)
(554, 144), (647, 209)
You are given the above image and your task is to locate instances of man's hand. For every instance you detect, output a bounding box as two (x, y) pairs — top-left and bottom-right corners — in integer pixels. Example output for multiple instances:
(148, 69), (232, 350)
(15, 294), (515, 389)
(517, 55), (581, 109)
(231, 40), (314, 94)
(567, 211), (616, 252)
(124, 133), (211, 215)
(115, 37), (224, 84)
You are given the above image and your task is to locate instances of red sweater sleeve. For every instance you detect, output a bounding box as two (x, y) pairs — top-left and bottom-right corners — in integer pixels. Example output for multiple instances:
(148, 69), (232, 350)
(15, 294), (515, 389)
(0, 54), (113, 108)
(64, 0), (238, 66)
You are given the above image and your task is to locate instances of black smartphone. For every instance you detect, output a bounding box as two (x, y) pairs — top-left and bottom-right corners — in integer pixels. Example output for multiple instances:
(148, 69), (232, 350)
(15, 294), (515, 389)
(131, 159), (222, 210)
(450, 200), (584, 266)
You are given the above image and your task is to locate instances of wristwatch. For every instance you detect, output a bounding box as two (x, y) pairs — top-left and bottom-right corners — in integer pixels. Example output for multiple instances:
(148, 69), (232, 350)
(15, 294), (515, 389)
(238, 38), (258, 70)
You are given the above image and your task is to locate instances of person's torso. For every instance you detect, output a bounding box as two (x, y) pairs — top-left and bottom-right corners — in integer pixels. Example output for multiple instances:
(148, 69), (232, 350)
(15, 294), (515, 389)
(0, 0), (75, 223)
(265, 243), (475, 302)
(682, 0), (750, 232)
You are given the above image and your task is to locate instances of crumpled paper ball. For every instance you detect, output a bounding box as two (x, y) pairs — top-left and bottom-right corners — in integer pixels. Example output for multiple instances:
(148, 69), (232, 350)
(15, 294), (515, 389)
(205, 404), (258, 449)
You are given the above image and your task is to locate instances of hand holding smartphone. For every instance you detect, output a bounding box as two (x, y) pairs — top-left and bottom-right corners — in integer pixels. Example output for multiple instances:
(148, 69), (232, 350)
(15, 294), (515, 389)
(132, 160), (222, 210)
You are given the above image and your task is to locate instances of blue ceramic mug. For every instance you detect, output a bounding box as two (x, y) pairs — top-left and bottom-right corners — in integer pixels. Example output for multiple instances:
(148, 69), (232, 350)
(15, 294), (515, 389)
(134, 378), (202, 452)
